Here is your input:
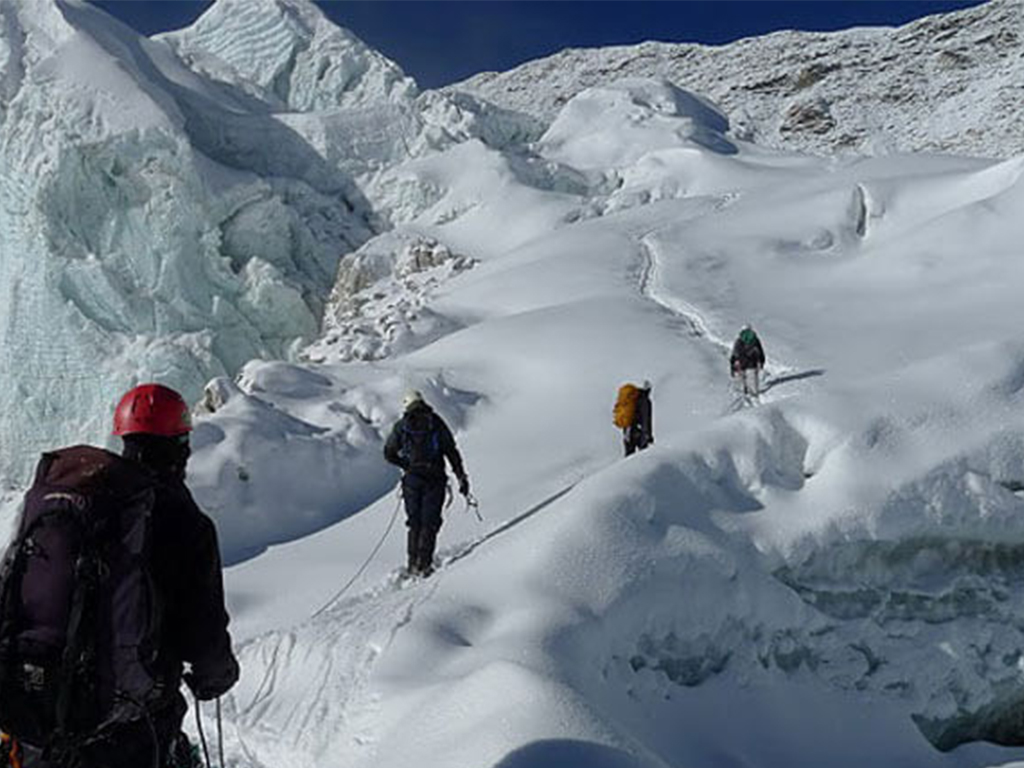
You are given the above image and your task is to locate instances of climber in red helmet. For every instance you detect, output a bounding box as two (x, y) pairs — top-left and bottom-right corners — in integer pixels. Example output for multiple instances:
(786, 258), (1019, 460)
(0, 384), (238, 768)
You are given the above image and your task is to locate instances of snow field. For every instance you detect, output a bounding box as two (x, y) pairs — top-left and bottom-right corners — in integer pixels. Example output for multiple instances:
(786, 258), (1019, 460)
(204, 79), (1024, 764)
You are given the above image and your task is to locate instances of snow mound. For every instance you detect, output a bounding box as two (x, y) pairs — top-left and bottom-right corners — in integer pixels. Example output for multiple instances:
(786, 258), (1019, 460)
(190, 364), (395, 564)
(541, 79), (736, 171)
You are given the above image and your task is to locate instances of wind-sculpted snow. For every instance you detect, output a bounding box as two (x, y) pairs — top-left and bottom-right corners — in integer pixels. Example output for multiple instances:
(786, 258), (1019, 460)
(506, 353), (1024, 758)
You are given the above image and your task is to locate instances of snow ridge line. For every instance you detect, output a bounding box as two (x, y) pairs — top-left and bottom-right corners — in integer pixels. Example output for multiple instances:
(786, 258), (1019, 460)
(308, 478), (582, 622)
(440, 479), (581, 567)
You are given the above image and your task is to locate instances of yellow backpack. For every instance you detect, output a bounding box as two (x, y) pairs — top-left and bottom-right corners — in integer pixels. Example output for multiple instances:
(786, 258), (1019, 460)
(613, 384), (640, 429)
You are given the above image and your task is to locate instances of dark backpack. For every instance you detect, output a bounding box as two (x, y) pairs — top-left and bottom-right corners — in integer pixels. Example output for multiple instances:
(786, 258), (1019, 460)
(0, 446), (162, 764)
(400, 409), (442, 473)
(733, 330), (763, 369)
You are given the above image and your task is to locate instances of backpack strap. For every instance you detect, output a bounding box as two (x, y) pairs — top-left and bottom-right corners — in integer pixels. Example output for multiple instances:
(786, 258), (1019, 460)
(51, 505), (96, 738)
(401, 412), (441, 465)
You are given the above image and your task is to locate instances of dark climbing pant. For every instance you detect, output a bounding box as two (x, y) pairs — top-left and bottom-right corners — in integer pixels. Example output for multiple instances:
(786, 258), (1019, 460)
(624, 426), (652, 457)
(402, 474), (446, 573)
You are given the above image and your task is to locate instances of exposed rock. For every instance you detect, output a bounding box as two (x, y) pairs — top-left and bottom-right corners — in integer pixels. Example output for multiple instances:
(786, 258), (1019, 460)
(781, 98), (836, 135)
(307, 235), (475, 363)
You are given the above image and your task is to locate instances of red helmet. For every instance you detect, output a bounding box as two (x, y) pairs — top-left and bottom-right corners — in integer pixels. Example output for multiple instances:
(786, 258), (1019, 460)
(112, 383), (192, 437)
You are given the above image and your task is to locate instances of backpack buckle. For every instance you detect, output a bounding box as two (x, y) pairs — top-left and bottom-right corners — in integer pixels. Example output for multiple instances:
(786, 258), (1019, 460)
(19, 663), (46, 693)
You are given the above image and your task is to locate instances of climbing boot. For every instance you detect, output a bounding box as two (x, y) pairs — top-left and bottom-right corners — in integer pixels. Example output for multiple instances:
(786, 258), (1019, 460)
(417, 528), (438, 576)
(406, 529), (421, 575)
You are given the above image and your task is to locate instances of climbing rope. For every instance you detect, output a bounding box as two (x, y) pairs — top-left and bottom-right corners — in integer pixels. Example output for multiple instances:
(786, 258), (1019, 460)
(192, 695), (226, 768)
(310, 489), (403, 619)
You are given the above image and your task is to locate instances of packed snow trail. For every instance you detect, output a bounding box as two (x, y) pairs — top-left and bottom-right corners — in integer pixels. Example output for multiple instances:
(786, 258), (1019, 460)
(223, 575), (444, 768)
(307, 476), (571, 622)
(214, 476), (578, 767)
(435, 479), (581, 568)
(311, 491), (404, 619)
(636, 229), (820, 413)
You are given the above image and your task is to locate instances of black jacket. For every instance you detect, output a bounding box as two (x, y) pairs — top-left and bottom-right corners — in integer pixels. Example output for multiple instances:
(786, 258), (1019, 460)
(730, 335), (765, 370)
(384, 403), (466, 482)
(149, 473), (239, 704)
(0, 446), (238, 762)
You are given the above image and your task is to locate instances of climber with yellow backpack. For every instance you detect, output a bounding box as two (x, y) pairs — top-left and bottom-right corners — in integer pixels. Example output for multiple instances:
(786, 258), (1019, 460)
(613, 380), (654, 457)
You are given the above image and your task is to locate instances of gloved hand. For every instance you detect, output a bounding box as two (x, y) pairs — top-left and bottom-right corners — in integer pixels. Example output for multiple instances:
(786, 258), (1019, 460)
(458, 475), (470, 497)
(184, 656), (240, 701)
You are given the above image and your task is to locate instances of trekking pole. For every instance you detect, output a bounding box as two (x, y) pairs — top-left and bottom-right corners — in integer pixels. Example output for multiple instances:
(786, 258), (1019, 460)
(193, 693), (212, 768)
(216, 697), (225, 768)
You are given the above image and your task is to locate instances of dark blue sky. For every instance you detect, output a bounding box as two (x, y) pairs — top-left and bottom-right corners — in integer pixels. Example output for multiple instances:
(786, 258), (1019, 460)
(93, 1), (987, 89)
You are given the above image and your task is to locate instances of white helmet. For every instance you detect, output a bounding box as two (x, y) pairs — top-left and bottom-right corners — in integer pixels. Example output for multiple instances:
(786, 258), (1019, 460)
(403, 389), (424, 410)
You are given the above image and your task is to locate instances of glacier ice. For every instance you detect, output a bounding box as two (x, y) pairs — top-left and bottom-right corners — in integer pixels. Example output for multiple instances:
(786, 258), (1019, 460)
(0, 0), (382, 479)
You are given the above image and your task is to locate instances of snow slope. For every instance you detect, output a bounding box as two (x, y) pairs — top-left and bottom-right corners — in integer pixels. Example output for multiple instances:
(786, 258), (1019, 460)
(4, 2), (1024, 767)
(181, 76), (1024, 767)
